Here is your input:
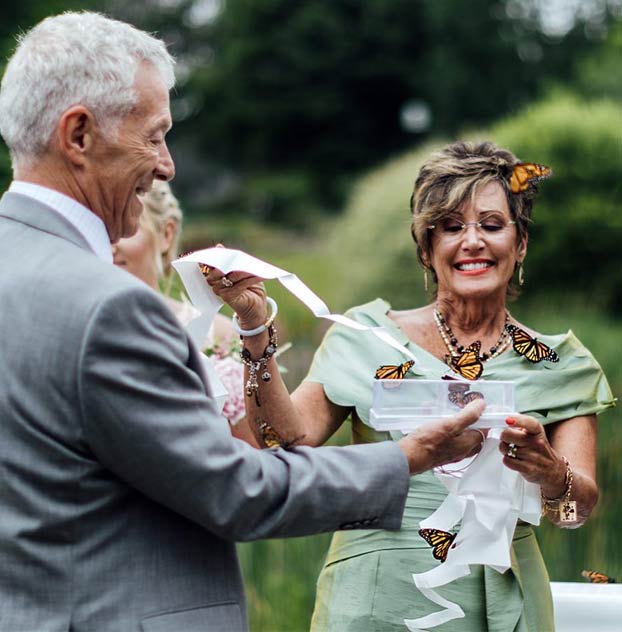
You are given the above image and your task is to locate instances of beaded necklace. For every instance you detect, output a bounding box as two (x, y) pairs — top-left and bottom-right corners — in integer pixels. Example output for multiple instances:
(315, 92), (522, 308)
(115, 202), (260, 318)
(433, 308), (511, 361)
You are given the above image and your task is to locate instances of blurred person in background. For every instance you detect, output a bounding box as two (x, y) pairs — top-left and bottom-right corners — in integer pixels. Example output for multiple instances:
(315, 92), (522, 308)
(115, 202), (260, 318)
(208, 140), (614, 631)
(112, 180), (246, 425)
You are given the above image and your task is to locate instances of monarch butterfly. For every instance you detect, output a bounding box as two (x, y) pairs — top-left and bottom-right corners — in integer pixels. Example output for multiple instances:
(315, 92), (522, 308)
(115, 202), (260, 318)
(447, 382), (484, 408)
(509, 162), (553, 194)
(506, 325), (559, 364)
(374, 360), (414, 380)
(418, 528), (457, 563)
(581, 569), (617, 584)
(197, 263), (212, 278)
(447, 342), (483, 381)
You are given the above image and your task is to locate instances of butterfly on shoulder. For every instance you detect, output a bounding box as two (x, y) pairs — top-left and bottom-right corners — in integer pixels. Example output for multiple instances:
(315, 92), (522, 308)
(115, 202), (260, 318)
(374, 360), (414, 380)
(509, 162), (553, 194)
(446, 341), (483, 381)
(447, 382), (484, 408)
(505, 324), (559, 364)
(418, 528), (457, 563)
(581, 569), (617, 584)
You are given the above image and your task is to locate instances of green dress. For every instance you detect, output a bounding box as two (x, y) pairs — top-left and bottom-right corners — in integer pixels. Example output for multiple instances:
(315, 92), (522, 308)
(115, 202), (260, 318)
(305, 299), (614, 632)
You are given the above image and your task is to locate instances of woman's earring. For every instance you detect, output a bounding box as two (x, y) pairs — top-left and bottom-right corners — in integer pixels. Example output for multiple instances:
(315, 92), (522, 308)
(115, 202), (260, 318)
(424, 268), (429, 292)
(518, 262), (525, 286)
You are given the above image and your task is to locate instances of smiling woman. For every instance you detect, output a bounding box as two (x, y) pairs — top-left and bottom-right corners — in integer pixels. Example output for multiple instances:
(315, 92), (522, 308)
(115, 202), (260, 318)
(212, 139), (614, 631)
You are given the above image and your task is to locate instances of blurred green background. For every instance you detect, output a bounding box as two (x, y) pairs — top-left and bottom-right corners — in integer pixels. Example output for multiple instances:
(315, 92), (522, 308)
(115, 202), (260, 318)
(0, 2), (620, 630)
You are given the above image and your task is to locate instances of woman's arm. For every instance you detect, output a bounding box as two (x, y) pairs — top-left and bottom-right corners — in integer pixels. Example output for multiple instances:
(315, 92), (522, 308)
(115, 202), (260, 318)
(500, 414), (598, 528)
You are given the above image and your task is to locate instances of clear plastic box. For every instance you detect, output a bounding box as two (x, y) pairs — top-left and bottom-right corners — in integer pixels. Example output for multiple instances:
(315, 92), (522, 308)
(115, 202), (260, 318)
(368, 379), (516, 431)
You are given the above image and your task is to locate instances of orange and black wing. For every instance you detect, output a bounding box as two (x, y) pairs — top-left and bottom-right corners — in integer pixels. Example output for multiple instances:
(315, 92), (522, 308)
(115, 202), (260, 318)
(375, 360), (415, 380)
(418, 528), (457, 563)
(509, 162), (553, 193)
(581, 569), (616, 584)
(448, 342), (483, 381)
(506, 324), (559, 364)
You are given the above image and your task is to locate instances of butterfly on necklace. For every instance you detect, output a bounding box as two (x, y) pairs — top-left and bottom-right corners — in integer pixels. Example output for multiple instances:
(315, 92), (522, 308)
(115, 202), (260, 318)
(374, 360), (414, 380)
(447, 381), (484, 408)
(446, 341), (483, 381)
(581, 569), (616, 584)
(509, 162), (553, 194)
(505, 324), (559, 364)
(418, 528), (457, 563)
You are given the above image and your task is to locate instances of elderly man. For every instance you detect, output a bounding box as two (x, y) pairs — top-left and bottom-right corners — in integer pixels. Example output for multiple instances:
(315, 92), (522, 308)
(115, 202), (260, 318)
(0, 12), (483, 631)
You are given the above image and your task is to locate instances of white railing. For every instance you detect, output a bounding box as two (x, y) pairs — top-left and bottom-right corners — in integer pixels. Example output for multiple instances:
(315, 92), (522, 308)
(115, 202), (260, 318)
(551, 582), (622, 631)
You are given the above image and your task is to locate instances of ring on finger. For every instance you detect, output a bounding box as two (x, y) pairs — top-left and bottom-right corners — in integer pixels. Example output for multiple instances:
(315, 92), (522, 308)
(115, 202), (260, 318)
(198, 263), (211, 278)
(506, 443), (518, 459)
(221, 276), (234, 288)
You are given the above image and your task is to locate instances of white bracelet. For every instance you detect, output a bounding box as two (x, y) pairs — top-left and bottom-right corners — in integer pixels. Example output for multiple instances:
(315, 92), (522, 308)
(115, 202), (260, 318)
(231, 297), (278, 337)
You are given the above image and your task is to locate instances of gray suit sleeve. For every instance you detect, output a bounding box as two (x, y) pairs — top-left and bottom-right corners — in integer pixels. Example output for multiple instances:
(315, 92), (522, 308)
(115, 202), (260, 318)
(78, 287), (409, 540)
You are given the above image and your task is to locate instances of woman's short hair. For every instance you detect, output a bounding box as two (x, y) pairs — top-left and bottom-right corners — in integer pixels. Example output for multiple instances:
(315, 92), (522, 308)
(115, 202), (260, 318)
(0, 11), (175, 169)
(141, 180), (183, 277)
(410, 141), (534, 273)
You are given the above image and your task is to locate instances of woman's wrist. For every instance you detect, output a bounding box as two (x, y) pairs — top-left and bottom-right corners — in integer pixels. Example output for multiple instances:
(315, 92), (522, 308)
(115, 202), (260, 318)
(540, 456), (569, 500)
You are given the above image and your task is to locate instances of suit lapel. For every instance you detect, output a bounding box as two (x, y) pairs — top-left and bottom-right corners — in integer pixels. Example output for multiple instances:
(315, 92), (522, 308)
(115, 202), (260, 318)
(0, 191), (95, 254)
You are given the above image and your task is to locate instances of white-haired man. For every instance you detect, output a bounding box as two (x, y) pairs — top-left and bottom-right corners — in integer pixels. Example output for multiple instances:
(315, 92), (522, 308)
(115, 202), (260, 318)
(0, 12), (483, 631)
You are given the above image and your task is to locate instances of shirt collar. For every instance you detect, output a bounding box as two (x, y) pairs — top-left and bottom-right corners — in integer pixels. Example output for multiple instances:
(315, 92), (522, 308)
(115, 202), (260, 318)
(9, 181), (113, 263)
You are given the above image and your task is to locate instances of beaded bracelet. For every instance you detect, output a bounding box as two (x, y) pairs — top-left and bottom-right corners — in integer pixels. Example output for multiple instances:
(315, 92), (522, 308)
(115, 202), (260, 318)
(541, 456), (577, 523)
(231, 297), (278, 337)
(240, 324), (278, 405)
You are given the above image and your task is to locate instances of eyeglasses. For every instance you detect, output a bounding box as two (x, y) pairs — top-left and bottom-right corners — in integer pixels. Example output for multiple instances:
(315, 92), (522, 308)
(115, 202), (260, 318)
(428, 218), (516, 239)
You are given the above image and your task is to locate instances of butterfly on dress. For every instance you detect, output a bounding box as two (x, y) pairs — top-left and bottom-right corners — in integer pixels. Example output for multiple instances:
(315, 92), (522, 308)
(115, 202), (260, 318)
(446, 341), (483, 381)
(447, 382), (484, 409)
(509, 163), (553, 194)
(505, 324), (559, 364)
(418, 528), (457, 563)
(374, 360), (414, 380)
(581, 569), (617, 584)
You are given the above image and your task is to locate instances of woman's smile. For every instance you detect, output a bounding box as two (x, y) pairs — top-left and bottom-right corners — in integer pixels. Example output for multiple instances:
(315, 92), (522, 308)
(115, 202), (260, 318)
(454, 258), (494, 274)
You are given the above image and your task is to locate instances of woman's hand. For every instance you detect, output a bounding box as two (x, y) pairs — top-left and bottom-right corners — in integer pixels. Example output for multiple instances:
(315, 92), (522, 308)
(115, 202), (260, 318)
(202, 265), (268, 330)
(499, 414), (567, 497)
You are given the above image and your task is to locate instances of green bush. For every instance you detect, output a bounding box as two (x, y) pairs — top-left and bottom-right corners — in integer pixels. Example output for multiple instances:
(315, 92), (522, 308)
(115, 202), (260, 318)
(329, 94), (622, 313)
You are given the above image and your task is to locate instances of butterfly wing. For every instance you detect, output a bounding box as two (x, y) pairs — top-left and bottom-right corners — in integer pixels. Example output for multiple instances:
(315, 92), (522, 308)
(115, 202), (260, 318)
(448, 342), (483, 380)
(509, 163), (553, 193)
(506, 324), (559, 363)
(375, 360), (414, 380)
(463, 390), (484, 405)
(581, 569), (616, 584)
(418, 528), (457, 563)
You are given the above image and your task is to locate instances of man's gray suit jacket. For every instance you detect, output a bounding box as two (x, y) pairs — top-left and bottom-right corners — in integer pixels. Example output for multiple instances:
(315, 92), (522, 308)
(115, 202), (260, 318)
(0, 192), (409, 631)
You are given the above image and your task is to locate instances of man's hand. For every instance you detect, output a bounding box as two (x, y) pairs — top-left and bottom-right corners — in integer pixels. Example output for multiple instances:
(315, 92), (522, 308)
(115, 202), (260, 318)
(398, 399), (486, 474)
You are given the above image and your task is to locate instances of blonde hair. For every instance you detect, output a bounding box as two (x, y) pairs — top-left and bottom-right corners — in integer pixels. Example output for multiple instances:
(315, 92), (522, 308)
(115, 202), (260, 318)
(410, 141), (534, 291)
(140, 180), (183, 278)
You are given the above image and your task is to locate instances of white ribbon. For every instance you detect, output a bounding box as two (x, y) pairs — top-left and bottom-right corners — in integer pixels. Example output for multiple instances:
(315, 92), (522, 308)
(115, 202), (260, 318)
(404, 430), (541, 631)
(172, 247), (419, 364)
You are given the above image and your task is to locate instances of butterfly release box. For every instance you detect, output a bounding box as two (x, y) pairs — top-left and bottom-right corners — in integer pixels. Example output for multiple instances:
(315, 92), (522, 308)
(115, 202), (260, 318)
(369, 379), (516, 431)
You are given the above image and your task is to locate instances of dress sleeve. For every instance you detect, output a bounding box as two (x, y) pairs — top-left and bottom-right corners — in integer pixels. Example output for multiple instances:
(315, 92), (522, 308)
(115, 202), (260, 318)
(304, 302), (405, 425)
(515, 331), (615, 424)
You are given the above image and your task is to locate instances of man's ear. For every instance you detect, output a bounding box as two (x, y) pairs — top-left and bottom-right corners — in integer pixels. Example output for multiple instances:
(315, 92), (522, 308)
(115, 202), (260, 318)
(56, 105), (96, 166)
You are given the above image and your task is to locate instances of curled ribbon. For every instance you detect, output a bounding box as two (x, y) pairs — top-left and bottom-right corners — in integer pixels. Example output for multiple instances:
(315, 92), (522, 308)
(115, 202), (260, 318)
(172, 247), (419, 365)
(404, 431), (541, 631)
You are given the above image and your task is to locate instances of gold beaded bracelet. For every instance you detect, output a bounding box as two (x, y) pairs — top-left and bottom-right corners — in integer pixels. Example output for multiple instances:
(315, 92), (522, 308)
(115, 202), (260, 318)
(541, 456), (577, 523)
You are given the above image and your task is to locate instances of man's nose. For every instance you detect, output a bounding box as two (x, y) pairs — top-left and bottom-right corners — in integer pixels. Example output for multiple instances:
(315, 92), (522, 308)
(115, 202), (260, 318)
(155, 142), (175, 181)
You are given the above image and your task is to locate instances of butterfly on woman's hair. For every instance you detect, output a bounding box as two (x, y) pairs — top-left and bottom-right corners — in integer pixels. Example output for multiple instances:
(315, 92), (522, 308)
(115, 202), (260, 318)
(509, 162), (553, 194)
(506, 324), (559, 364)
(418, 528), (457, 563)
(374, 360), (414, 380)
(446, 342), (483, 381)
(581, 569), (617, 584)
(447, 382), (484, 408)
